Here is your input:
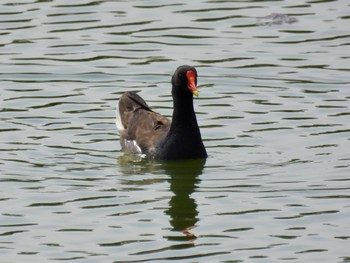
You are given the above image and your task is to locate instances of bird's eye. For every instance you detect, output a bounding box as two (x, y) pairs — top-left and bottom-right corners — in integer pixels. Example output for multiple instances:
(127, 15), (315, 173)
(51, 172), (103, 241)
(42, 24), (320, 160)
(178, 73), (183, 78)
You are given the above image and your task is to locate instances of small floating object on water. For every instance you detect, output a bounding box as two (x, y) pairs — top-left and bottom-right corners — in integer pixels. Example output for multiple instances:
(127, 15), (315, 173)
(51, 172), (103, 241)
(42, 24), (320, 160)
(257, 13), (298, 25)
(116, 65), (207, 161)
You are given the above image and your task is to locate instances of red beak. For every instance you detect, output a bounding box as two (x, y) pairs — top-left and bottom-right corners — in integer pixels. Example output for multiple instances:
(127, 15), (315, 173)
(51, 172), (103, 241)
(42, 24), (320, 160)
(186, 70), (198, 96)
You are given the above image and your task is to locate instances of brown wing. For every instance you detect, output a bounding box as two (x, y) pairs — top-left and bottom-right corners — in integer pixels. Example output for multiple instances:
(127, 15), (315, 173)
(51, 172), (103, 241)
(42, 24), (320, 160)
(118, 92), (152, 129)
(118, 92), (171, 155)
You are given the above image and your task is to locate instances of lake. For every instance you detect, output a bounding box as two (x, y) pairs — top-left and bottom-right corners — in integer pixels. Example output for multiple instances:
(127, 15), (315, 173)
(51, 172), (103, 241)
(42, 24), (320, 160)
(0, 0), (349, 262)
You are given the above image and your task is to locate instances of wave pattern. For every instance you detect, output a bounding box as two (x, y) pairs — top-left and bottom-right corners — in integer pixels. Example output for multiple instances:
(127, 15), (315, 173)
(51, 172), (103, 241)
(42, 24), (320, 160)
(0, 0), (349, 262)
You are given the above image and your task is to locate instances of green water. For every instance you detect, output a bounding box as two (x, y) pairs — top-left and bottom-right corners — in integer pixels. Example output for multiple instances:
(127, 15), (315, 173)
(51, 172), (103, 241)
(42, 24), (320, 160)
(0, 0), (349, 262)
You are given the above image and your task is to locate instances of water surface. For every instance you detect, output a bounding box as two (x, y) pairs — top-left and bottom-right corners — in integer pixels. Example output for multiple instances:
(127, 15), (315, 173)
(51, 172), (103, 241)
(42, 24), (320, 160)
(1, 0), (349, 262)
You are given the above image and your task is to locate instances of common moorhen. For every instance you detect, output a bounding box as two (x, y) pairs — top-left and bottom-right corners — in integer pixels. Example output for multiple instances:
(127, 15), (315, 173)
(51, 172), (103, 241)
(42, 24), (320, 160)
(116, 65), (207, 160)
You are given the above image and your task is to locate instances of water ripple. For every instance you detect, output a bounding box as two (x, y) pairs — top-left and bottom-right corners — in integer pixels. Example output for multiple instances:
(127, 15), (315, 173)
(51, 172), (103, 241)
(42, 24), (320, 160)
(0, 0), (349, 262)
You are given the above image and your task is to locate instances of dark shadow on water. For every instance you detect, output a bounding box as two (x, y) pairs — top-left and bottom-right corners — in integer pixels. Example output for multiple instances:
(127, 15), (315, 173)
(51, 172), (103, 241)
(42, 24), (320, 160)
(117, 154), (205, 244)
(161, 159), (205, 243)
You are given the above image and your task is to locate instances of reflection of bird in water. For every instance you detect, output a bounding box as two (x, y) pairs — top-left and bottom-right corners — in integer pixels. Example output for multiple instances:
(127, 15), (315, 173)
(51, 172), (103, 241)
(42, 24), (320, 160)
(116, 156), (205, 242)
(163, 159), (206, 242)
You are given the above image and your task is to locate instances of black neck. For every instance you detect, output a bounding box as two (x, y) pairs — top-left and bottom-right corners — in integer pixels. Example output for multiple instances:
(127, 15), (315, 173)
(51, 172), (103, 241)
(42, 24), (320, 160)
(171, 89), (198, 131)
(155, 82), (207, 160)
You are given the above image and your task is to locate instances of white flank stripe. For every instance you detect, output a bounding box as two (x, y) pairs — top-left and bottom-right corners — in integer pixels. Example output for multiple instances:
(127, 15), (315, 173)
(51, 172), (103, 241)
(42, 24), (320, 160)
(115, 101), (124, 134)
